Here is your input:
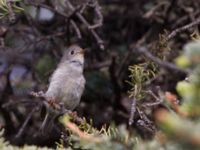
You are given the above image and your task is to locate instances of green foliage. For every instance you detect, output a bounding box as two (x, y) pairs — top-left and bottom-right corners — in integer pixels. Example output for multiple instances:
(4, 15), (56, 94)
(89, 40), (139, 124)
(127, 63), (156, 99)
(2, 41), (200, 150)
(0, 0), (23, 19)
(59, 115), (136, 150)
(176, 41), (200, 116)
(175, 55), (191, 68)
(154, 41), (200, 150)
(57, 41), (200, 150)
(184, 41), (200, 64)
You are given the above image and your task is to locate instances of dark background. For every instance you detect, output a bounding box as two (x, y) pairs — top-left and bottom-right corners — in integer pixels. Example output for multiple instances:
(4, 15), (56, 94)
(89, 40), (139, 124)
(0, 0), (199, 147)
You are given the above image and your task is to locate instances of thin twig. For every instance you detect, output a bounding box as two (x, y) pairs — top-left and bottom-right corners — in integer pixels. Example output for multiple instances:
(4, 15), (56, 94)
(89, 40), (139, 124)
(116, 29), (152, 77)
(25, 1), (104, 50)
(88, 1), (103, 29)
(6, 0), (15, 23)
(15, 107), (38, 138)
(136, 108), (156, 135)
(19, 32), (65, 52)
(167, 17), (200, 40)
(76, 12), (104, 50)
(137, 108), (152, 125)
(70, 20), (82, 39)
(136, 46), (190, 74)
(172, 10), (200, 28)
(2, 100), (38, 108)
(129, 97), (136, 126)
(143, 90), (163, 107)
(64, 0), (104, 49)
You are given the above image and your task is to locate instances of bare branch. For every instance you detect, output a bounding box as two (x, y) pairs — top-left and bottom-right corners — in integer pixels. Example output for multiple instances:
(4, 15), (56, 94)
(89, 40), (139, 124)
(70, 20), (82, 39)
(167, 17), (200, 40)
(129, 98), (136, 125)
(136, 46), (190, 74)
(15, 107), (38, 138)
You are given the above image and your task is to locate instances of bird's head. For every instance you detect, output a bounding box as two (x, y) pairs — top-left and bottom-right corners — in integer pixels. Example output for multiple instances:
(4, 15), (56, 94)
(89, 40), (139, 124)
(61, 45), (85, 67)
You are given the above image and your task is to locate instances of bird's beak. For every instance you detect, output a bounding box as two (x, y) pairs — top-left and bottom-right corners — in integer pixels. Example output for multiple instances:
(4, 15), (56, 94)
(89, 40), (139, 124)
(78, 48), (85, 55)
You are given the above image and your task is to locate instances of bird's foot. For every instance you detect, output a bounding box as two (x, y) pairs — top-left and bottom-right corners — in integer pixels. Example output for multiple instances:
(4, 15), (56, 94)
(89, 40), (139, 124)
(46, 97), (61, 110)
(37, 112), (50, 136)
(59, 102), (72, 115)
(70, 111), (78, 118)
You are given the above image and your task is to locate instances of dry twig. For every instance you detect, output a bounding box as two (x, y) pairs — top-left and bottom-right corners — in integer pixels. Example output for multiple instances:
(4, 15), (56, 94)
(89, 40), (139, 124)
(15, 107), (39, 138)
(129, 98), (136, 126)
(24, 1), (104, 49)
(136, 46), (190, 74)
(167, 17), (200, 40)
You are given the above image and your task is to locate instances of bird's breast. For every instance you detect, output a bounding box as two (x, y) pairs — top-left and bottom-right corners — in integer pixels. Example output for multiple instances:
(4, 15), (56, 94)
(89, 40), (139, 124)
(46, 66), (85, 110)
(61, 76), (85, 110)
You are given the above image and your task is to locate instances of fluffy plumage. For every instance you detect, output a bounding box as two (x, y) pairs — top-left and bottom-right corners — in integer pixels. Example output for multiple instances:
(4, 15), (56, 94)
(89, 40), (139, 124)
(45, 45), (85, 110)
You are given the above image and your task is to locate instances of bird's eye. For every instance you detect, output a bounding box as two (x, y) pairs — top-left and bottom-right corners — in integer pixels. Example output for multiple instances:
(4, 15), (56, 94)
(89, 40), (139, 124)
(70, 50), (74, 55)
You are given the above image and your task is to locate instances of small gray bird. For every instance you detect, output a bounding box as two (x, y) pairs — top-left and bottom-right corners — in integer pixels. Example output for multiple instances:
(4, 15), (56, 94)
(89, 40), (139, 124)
(45, 45), (85, 111)
(38, 45), (85, 131)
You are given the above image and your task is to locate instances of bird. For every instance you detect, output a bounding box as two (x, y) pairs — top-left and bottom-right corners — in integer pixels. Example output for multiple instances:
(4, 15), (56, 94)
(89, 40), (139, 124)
(38, 45), (86, 131)
(45, 45), (85, 111)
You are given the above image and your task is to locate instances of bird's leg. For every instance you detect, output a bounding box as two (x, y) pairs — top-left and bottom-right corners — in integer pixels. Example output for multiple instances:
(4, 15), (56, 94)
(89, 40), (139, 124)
(46, 97), (61, 110)
(38, 97), (59, 134)
(39, 111), (50, 134)
(40, 111), (57, 135)
(39, 99), (72, 134)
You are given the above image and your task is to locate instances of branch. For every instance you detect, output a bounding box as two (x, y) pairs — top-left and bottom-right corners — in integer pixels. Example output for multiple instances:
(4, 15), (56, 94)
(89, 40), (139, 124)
(6, 0), (16, 23)
(15, 107), (38, 138)
(76, 12), (104, 50)
(25, 1), (104, 50)
(136, 46), (190, 74)
(70, 20), (82, 39)
(167, 17), (200, 40)
(129, 98), (136, 125)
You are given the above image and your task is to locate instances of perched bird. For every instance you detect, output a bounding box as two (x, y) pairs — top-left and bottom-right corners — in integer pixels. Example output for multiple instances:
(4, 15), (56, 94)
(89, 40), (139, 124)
(45, 45), (85, 111)
(39, 45), (85, 131)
